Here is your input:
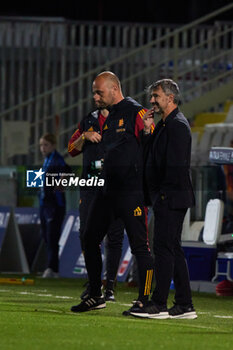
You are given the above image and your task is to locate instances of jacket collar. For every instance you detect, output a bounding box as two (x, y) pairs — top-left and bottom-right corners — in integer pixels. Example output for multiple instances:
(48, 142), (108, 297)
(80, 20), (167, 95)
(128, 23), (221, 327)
(108, 97), (135, 112)
(163, 107), (179, 124)
(152, 107), (179, 143)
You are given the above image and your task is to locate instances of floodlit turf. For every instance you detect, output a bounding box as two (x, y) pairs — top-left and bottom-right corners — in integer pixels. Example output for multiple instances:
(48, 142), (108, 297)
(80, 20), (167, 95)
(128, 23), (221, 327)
(0, 277), (233, 350)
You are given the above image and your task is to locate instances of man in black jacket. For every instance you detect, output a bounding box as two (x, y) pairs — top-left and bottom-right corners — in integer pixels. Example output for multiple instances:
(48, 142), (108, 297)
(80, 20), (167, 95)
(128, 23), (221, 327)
(68, 108), (124, 301)
(70, 71), (154, 313)
(131, 79), (197, 319)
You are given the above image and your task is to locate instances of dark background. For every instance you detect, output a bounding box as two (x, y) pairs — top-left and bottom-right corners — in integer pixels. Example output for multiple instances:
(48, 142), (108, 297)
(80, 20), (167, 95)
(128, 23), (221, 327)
(0, 0), (233, 24)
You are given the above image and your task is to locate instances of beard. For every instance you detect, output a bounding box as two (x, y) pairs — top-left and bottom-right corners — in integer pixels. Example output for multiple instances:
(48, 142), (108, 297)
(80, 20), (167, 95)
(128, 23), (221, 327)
(96, 102), (105, 108)
(95, 100), (110, 109)
(152, 103), (163, 115)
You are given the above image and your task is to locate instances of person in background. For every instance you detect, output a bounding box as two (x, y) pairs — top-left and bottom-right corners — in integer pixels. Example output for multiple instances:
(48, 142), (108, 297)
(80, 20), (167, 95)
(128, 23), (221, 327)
(39, 133), (70, 278)
(223, 140), (233, 219)
(68, 108), (124, 301)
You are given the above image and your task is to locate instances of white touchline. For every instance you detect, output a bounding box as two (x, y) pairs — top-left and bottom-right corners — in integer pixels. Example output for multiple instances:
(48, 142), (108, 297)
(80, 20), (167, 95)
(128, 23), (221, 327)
(43, 309), (63, 313)
(0, 289), (74, 299)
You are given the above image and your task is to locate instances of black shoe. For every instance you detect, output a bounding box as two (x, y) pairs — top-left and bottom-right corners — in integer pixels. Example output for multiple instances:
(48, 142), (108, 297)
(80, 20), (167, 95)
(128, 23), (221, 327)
(123, 300), (169, 319)
(132, 296), (140, 304)
(104, 289), (116, 302)
(168, 303), (197, 319)
(80, 282), (90, 300)
(80, 282), (103, 301)
(71, 296), (106, 313)
(122, 300), (141, 316)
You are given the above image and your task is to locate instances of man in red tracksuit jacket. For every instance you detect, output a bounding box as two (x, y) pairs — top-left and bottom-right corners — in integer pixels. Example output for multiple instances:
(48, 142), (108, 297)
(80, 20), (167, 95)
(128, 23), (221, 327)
(70, 71), (154, 315)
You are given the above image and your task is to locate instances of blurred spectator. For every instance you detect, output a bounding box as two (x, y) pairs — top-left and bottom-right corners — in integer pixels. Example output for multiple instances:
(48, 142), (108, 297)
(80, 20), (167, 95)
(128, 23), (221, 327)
(223, 140), (233, 220)
(39, 133), (70, 278)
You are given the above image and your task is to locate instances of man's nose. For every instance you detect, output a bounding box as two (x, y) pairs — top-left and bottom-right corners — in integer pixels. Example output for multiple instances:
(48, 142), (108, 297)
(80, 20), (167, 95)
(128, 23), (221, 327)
(150, 97), (155, 104)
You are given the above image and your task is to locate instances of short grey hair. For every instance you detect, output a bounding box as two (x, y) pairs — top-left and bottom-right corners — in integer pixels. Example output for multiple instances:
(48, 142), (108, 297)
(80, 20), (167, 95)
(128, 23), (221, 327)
(147, 79), (180, 105)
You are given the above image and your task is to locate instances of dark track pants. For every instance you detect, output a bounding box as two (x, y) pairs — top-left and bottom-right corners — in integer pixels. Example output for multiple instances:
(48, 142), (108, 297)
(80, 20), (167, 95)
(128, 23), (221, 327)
(83, 190), (154, 302)
(40, 205), (65, 272)
(152, 197), (192, 306)
(79, 190), (124, 283)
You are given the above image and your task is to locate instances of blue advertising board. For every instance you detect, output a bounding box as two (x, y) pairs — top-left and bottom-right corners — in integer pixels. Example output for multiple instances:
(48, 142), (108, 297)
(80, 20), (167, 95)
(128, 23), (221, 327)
(0, 206), (11, 249)
(14, 207), (40, 225)
(59, 210), (105, 278)
(59, 208), (153, 281)
(59, 210), (86, 278)
(116, 232), (133, 282)
(0, 206), (29, 273)
(14, 207), (41, 269)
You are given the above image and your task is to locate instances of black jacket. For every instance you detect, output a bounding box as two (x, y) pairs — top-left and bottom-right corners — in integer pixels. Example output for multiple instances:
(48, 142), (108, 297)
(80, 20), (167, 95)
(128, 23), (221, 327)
(102, 97), (145, 193)
(144, 107), (195, 209)
(80, 110), (105, 178)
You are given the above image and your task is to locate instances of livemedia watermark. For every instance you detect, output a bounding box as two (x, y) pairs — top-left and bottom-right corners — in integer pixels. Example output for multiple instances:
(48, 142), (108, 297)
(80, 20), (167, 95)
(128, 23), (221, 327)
(26, 168), (104, 188)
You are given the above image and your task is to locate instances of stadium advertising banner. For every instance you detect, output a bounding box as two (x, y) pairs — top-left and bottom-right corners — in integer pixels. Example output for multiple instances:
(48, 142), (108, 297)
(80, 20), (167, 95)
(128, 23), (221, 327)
(14, 207), (42, 269)
(14, 207), (40, 225)
(59, 210), (134, 281)
(117, 232), (133, 282)
(0, 207), (11, 249)
(59, 210), (85, 278)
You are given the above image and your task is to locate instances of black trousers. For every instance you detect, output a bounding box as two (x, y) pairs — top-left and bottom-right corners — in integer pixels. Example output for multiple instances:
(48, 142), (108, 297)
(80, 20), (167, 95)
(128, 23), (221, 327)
(152, 197), (192, 306)
(40, 205), (65, 272)
(79, 190), (124, 284)
(104, 219), (124, 285)
(83, 190), (154, 302)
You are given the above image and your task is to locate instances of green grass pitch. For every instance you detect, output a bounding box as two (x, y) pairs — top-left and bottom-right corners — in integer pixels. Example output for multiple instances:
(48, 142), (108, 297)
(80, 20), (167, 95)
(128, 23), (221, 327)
(0, 277), (232, 350)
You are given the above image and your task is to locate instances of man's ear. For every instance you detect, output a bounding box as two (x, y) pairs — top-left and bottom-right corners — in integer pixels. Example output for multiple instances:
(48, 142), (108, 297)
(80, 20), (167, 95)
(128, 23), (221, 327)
(169, 94), (175, 104)
(112, 84), (118, 92)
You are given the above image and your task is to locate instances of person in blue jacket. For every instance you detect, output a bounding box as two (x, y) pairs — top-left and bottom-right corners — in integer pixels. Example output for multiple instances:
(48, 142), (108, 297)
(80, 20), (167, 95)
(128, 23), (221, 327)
(39, 133), (70, 278)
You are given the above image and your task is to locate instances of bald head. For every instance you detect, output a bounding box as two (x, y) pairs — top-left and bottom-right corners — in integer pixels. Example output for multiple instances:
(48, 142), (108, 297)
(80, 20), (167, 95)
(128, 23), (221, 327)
(92, 71), (123, 109)
(96, 71), (121, 88)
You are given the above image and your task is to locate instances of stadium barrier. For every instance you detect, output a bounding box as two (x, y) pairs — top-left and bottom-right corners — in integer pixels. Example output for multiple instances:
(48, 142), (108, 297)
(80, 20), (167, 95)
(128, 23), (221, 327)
(0, 206), (29, 273)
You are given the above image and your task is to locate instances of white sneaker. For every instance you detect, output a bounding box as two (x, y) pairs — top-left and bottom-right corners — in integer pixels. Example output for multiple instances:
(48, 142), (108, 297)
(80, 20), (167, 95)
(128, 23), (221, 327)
(42, 268), (59, 278)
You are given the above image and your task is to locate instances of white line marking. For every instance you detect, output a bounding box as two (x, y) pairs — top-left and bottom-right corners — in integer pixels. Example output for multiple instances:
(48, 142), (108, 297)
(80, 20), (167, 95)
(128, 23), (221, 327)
(54, 296), (73, 299)
(41, 309), (79, 316)
(123, 318), (225, 331)
(0, 289), (74, 299)
(43, 309), (63, 313)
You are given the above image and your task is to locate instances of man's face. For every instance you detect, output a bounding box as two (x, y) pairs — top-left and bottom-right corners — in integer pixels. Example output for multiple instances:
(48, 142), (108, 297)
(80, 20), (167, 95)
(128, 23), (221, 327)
(149, 86), (172, 115)
(39, 138), (55, 157)
(92, 77), (115, 109)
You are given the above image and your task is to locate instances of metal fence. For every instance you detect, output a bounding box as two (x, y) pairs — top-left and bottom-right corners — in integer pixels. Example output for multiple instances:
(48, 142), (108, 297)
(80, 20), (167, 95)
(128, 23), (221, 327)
(0, 3), (233, 165)
(0, 18), (178, 113)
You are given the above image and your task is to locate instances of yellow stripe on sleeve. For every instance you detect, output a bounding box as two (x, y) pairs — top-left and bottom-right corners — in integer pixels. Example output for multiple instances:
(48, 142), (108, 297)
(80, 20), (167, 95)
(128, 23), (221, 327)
(144, 269), (153, 296)
(138, 109), (146, 119)
(68, 143), (75, 153)
(71, 129), (80, 138)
